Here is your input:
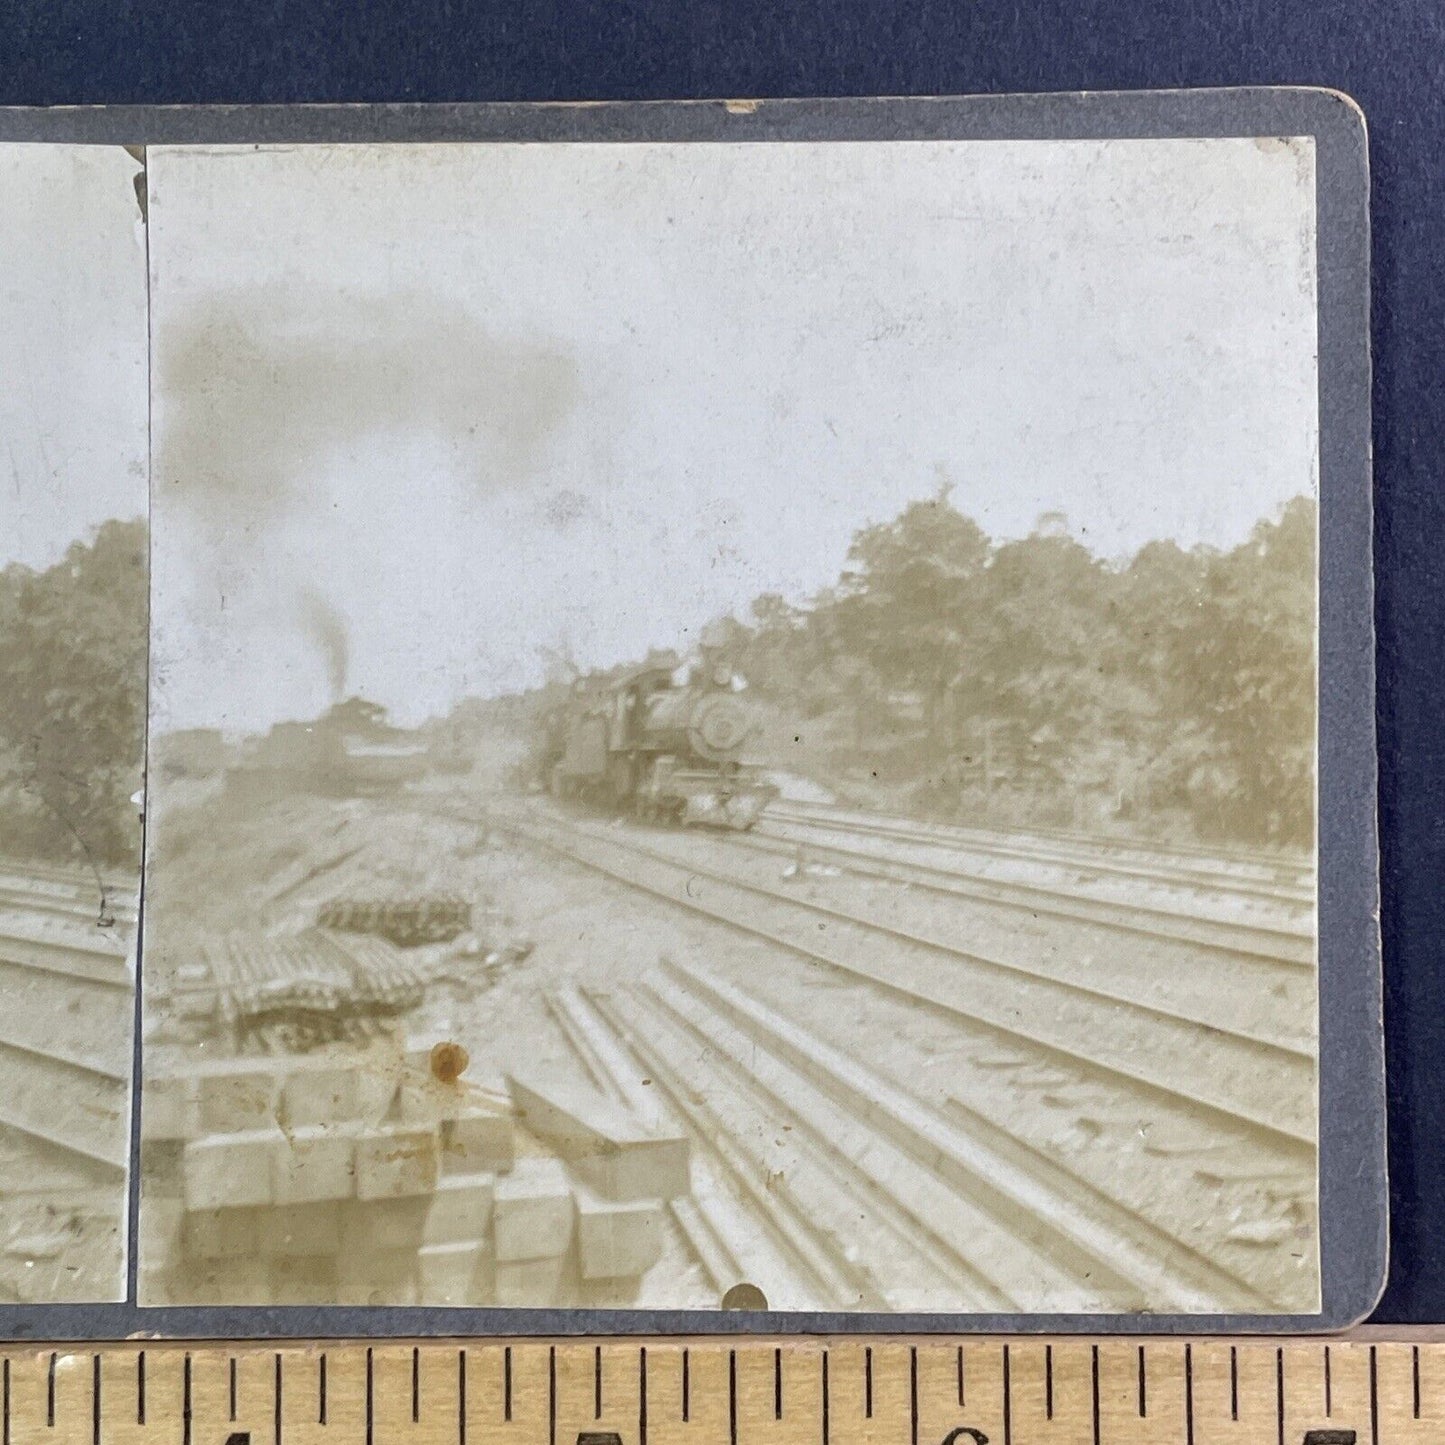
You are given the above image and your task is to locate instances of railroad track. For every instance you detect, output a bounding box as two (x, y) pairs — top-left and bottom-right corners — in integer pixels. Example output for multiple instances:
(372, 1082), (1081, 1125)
(766, 797), (1314, 884)
(587, 814), (1316, 1039)
(590, 982), (1017, 1311)
(763, 801), (1314, 910)
(0, 1037), (129, 1169)
(580, 968), (1296, 1313)
(547, 986), (860, 1310)
(0, 948), (132, 1073)
(959, 811), (1317, 877)
(490, 810), (1315, 1149)
(0, 925), (134, 988)
(586, 986), (890, 1310)
(395, 794), (1314, 1310)
(716, 821), (1312, 966)
(0, 860), (135, 1175)
(0, 887), (132, 928)
(0, 862), (137, 926)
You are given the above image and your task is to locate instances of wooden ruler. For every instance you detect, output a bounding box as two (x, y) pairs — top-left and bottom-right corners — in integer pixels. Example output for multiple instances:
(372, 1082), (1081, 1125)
(3, 1338), (1442, 1445)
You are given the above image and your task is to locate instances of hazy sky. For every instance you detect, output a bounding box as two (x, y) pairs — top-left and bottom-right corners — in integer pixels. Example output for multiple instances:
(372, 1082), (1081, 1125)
(0, 145), (148, 569)
(147, 138), (1319, 733)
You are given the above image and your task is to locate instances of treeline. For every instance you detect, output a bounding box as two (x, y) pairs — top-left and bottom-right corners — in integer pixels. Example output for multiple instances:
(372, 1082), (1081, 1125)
(0, 520), (147, 868)
(718, 492), (1316, 849)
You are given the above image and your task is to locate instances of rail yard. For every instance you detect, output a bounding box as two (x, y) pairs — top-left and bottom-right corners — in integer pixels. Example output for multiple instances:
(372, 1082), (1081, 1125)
(0, 858), (134, 1302)
(141, 734), (1318, 1312)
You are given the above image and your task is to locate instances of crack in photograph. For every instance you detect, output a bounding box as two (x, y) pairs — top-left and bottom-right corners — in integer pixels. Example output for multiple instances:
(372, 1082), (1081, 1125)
(0, 144), (148, 1303)
(138, 137), (1321, 1312)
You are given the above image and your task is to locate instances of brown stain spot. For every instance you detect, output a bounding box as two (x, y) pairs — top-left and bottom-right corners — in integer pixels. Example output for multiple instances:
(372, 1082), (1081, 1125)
(724, 99), (762, 115)
(430, 1040), (469, 1085)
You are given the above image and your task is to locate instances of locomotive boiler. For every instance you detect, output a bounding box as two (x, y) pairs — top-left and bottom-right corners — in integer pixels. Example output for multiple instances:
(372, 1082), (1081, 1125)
(542, 658), (777, 830)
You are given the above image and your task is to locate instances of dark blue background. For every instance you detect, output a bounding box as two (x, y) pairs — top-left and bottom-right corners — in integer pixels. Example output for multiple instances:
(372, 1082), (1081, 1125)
(1, 0), (1439, 1324)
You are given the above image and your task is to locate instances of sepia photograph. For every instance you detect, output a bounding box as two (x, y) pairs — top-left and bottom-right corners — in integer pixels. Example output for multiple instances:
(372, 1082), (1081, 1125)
(0, 144), (148, 1302)
(139, 135), (1322, 1313)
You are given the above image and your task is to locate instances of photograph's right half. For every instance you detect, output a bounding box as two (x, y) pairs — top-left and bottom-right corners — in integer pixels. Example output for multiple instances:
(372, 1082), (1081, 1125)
(135, 101), (1379, 1322)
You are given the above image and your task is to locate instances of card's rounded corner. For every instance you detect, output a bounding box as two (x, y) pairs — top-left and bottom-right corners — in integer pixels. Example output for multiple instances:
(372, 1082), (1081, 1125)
(1318, 1221), (1391, 1333)
(1289, 85), (1369, 154)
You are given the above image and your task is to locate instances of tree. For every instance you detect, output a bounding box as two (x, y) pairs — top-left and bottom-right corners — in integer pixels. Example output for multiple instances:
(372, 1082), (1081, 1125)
(0, 519), (147, 868)
(831, 488), (990, 749)
(1155, 498), (1316, 844)
(956, 532), (1127, 797)
(724, 486), (1316, 847)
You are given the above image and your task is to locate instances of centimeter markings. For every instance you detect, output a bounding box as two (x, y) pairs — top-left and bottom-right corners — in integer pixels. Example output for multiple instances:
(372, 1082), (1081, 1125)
(0, 1341), (1439, 1445)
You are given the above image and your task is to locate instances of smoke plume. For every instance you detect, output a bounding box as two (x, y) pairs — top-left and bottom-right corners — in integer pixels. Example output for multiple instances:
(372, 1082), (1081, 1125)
(156, 286), (580, 710)
(159, 287), (580, 524)
(296, 587), (349, 702)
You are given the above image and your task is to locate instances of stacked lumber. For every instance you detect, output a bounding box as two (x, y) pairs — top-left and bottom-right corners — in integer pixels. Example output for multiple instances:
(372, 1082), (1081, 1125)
(141, 1044), (689, 1306)
(504, 1068), (689, 1297)
(508, 1069), (688, 1201)
(316, 895), (473, 948)
(154, 929), (438, 1051)
(141, 1045), (513, 1305)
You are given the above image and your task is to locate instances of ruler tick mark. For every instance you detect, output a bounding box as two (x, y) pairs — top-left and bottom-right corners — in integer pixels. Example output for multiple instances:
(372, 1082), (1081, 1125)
(1276, 1347), (1285, 1445)
(910, 1347), (918, 1445)
(30, 1334), (1440, 1445)
(458, 1351), (467, 1445)
(821, 1351), (829, 1445)
(1002, 1345), (1012, 1445)
(728, 1351), (737, 1445)
(504, 1348), (512, 1423)
(1370, 1345), (1379, 1445)
(3, 1358), (9, 1445)
(639, 1347), (648, 1445)
(956, 1346), (964, 1409)
(1184, 1344), (1194, 1445)
(1090, 1346), (1100, 1445)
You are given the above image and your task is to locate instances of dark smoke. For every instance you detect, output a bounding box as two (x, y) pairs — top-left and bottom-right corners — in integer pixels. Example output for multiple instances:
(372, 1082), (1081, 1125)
(158, 287), (580, 706)
(159, 287), (580, 524)
(296, 587), (349, 701)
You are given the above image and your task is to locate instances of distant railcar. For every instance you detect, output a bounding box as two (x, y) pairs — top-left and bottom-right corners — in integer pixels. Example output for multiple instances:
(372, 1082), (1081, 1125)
(542, 662), (776, 830)
(227, 697), (429, 798)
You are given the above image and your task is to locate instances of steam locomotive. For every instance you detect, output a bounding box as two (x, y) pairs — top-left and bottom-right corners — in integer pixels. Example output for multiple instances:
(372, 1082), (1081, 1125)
(541, 656), (777, 830)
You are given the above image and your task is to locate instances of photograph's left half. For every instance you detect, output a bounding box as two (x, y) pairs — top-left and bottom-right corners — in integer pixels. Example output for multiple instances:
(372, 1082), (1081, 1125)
(0, 144), (148, 1301)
